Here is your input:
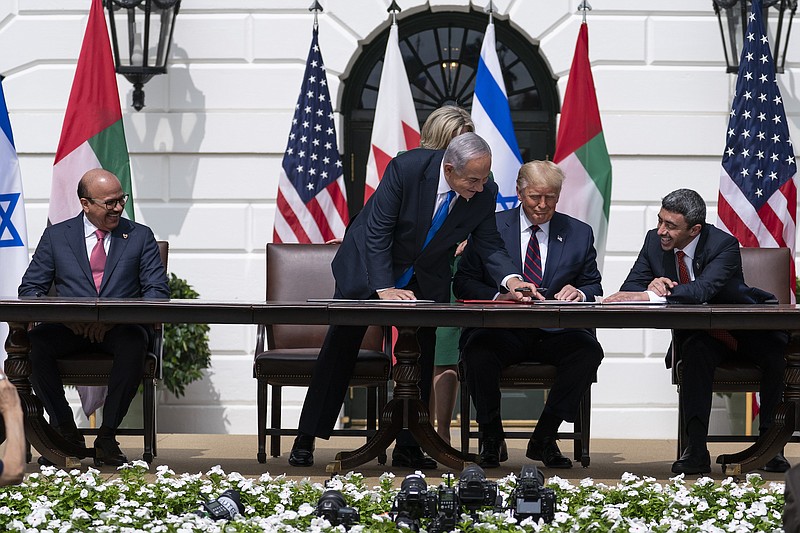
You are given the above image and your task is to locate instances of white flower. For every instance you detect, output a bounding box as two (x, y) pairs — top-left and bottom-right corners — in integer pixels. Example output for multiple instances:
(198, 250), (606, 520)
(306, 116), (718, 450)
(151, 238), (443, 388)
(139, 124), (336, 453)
(553, 511), (570, 523)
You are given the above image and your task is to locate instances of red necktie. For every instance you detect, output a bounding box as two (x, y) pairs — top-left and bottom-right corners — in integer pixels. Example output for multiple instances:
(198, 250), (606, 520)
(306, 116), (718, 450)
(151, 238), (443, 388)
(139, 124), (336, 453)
(523, 225), (543, 286)
(90, 230), (108, 293)
(676, 250), (737, 350)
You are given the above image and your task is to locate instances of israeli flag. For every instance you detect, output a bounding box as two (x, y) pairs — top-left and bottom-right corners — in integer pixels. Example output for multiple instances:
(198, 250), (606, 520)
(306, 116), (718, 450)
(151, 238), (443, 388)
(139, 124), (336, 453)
(471, 20), (523, 211)
(0, 76), (29, 360)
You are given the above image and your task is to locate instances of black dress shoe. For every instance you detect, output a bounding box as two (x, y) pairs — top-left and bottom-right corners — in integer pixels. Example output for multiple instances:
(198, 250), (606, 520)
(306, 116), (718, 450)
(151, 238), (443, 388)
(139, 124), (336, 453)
(762, 452), (791, 473)
(526, 437), (572, 469)
(499, 439), (509, 462)
(478, 436), (504, 468)
(94, 436), (127, 467)
(392, 446), (437, 469)
(672, 445), (711, 475)
(288, 435), (315, 467)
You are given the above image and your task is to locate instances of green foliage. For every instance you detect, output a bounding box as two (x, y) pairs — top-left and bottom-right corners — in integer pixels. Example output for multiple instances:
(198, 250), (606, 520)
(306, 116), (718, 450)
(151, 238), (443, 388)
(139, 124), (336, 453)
(161, 273), (211, 397)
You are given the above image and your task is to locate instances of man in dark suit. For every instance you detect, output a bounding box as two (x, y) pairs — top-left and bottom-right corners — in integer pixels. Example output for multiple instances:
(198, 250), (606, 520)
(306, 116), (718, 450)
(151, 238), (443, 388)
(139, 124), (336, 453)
(289, 132), (536, 468)
(604, 188), (789, 474)
(19, 168), (169, 466)
(454, 160), (604, 469)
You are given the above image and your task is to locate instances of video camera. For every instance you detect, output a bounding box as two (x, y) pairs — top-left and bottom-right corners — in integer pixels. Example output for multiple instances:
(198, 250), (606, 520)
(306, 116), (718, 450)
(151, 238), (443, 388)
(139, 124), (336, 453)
(315, 489), (360, 529)
(195, 489), (244, 521)
(509, 465), (555, 523)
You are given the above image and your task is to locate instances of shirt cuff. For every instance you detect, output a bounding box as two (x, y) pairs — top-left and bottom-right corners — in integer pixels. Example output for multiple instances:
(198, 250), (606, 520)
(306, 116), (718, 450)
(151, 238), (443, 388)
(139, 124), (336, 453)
(501, 274), (523, 290)
(645, 290), (667, 303)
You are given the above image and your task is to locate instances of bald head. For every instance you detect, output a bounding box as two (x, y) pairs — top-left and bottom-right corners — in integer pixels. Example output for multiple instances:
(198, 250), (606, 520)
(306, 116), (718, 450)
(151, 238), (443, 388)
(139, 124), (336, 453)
(78, 169), (126, 232)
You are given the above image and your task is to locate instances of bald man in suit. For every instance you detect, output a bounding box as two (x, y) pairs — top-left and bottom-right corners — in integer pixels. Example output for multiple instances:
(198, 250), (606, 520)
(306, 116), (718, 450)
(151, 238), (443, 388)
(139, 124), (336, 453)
(19, 169), (169, 466)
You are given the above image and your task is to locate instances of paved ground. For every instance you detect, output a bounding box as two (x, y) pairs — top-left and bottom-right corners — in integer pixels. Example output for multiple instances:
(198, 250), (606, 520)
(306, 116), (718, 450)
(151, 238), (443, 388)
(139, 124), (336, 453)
(25, 433), (796, 486)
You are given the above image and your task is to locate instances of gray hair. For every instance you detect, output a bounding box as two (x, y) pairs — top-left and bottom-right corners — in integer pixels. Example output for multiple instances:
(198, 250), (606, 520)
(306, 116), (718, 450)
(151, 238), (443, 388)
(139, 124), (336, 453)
(443, 132), (491, 173)
(661, 189), (706, 227)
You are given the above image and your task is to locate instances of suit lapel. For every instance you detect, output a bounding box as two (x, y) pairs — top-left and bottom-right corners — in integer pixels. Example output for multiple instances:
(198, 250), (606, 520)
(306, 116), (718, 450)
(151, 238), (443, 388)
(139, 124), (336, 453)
(101, 219), (133, 293)
(416, 159), (443, 251)
(543, 213), (566, 287)
(67, 214), (95, 288)
(501, 207), (523, 273)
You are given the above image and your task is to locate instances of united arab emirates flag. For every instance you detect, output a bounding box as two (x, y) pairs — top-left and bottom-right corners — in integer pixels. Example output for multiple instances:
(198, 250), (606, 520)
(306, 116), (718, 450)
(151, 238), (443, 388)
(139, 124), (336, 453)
(49, 0), (133, 226)
(553, 22), (612, 269)
(49, 0), (133, 417)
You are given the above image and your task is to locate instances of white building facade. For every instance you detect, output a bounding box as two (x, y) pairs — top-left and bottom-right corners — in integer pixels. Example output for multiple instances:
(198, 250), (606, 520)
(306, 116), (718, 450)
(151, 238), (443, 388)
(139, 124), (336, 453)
(2, 0), (798, 439)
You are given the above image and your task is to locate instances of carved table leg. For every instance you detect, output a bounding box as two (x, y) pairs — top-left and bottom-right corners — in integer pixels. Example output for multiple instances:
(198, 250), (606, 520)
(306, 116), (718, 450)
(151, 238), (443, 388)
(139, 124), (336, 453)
(5, 321), (90, 467)
(327, 325), (474, 473)
(717, 331), (800, 474)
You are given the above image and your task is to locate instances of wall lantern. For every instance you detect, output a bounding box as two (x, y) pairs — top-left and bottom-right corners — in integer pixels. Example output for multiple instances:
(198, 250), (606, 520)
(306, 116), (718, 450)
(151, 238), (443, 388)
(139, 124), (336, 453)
(104, 0), (181, 111)
(713, 0), (796, 74)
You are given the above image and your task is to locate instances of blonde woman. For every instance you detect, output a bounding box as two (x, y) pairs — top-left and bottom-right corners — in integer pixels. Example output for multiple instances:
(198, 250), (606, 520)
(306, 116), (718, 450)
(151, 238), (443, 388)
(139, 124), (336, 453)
(419, 105), (474, 445)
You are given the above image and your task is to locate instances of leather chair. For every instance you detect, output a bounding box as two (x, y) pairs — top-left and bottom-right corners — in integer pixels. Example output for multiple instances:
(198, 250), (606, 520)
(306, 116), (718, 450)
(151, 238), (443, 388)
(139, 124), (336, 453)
(458, 360), (593, 467)
(671, 246), (797, 456)
(253, 243), (391, 464)
(53, 240), (168, 464)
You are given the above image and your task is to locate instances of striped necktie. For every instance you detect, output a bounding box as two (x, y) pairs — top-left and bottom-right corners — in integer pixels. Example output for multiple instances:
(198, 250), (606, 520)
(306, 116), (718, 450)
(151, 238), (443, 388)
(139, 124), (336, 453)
(523, 225), (543, 286)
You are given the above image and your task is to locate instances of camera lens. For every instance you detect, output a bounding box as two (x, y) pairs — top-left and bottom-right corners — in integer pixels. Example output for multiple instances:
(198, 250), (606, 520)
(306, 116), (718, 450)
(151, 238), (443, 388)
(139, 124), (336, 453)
(400, 474), (428, 493)
(518, 465), (545, 485)
(316, 490), (347, 515)
(459, 464), (487, 482)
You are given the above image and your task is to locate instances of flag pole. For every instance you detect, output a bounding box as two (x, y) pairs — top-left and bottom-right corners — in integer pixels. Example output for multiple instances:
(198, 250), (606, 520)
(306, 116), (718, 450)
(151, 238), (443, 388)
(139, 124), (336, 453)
(485, 1), (494, 24)
(388, 1), (401, 25)
(578, 0), (592, 24)
(308, 0), (322, 28)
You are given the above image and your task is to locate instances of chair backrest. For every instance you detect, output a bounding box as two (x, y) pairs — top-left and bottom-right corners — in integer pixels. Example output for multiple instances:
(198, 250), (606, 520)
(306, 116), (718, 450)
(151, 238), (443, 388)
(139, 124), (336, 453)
(740, 247), (792, 303)
(265, 243), (384, 351)
(157, 241), (169, 272)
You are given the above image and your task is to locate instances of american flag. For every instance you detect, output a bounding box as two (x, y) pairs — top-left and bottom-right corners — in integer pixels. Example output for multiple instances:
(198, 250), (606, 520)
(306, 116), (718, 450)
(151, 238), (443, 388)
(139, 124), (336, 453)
(717, 0), (797, 270)
(273, 26), (349, 243)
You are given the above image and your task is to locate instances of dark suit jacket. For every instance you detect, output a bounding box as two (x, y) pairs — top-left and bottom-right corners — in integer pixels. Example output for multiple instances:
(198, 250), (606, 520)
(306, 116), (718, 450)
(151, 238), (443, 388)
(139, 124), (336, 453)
(619, 224), (774, 305)
(620, 224), (777, 368)
(332, 148), (517, 303)
(454, 209), (603, 302)
(19, 213), (169, 299)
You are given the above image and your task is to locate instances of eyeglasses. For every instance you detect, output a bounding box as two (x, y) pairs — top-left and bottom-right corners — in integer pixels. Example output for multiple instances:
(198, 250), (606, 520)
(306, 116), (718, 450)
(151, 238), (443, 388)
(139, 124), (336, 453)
(83, 194), (129, 210)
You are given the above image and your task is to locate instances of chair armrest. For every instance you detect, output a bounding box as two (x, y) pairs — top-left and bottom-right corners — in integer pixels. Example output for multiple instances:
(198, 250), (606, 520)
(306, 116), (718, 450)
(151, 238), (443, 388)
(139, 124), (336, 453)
(255, 324), (266, 355)
(152, 323), (164, 380)
(670, 330), (680, 385)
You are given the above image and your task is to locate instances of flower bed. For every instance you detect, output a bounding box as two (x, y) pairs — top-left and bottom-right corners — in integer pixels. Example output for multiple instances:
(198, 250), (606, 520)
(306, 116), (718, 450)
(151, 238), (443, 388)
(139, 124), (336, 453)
(0, 462), (785, 532)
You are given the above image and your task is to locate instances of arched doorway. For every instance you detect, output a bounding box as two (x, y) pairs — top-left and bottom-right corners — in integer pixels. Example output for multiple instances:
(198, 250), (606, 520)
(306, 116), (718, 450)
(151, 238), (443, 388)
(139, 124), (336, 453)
(341, 9), (560, 214)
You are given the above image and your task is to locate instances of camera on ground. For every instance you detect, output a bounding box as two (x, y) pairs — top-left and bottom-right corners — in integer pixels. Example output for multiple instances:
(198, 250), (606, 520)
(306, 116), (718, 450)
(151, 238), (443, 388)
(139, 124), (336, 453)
(195, 489), (244, 521)
(510, 465), (556, 523)
(315, 489), (360, 528)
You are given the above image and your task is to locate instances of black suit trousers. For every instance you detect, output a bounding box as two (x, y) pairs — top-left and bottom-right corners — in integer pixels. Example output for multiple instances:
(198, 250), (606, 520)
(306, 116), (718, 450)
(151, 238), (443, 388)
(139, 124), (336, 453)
(298, 323), (435, 446)
(461, 327), (603, 427)
(28, 323), (149, 431)
(676, 329), (788, 436)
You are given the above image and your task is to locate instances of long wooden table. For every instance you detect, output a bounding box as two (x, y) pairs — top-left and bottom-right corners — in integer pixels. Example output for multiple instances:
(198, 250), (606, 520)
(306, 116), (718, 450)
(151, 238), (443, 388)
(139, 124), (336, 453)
(2, 298), (798, 475)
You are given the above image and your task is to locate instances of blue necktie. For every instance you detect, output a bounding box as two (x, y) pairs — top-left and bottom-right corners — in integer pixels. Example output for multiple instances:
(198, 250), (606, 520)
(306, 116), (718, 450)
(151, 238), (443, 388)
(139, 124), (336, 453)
(396, 190), (456, 288)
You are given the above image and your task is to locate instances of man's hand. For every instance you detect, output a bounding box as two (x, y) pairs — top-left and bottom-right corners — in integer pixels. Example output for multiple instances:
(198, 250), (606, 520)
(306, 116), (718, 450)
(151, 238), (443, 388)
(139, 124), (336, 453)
(554, 284), (583, 301)
(66, 323), (89, 336)
(65, 322), (112, 342)
(377, 288), (418, 300)
(84, 323), (112, 343)
(602, 291), (649, 303)
(506, 278), (545, 301)
(647, 277), (677, 297)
